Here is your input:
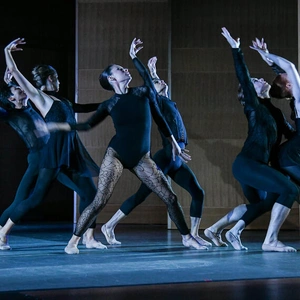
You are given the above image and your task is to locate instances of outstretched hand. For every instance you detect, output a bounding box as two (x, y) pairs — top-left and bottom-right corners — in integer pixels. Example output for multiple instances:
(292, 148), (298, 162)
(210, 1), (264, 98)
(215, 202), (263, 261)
(250, 37), (268, 53)
(129, 38), (143, 59)
(5, 38), (26, 52)
(221, 27), (240, 48)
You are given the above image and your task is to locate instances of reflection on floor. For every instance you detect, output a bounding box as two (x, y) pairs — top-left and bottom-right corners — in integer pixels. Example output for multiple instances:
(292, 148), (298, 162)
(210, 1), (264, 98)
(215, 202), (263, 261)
(0, 224), (300, 300)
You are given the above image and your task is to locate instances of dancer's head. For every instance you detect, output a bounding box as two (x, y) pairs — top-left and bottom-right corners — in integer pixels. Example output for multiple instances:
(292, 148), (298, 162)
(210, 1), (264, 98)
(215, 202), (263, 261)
(32, 64), (60, 92)
(152, 78), (168, 96)
(269, 73), (293, 99)
(0, 81), (28, 110)
(99, 64), (132, 91)
(237, 77), (270, 105)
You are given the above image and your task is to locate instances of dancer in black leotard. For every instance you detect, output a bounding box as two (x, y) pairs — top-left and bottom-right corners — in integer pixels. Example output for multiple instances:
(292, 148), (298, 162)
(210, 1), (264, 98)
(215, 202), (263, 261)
(49, 38), (205, 254)
(0, 38), (104, 251)
(204, 28), (299, 252)
(101, 56), (211, 247)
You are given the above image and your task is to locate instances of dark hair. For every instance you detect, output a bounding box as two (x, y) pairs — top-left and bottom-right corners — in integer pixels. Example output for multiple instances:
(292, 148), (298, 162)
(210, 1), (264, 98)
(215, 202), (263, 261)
(269, 83), (284, 98)
(32, 64), (57, 89)
(0, 82), (17, 110)
(99, 65), (114, 91)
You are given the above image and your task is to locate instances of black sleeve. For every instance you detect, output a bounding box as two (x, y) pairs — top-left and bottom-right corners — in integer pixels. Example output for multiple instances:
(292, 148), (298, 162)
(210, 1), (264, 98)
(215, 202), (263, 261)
(69, 102), (109, 131)
(132, 57), (157, 94)
(133, 57), (172, 138)
(72, 102), (102, 113)
(232, 48), (259, 109)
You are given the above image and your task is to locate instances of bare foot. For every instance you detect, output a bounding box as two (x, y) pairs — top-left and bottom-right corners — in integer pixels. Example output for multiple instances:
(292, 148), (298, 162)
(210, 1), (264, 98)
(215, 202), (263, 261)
(225, 231), (247, 251)
(182, 236), (208, 250)
(101, 224), (121, 245)
(194, 235), (212, 247)
(204, 228), (228, 247)
(64, 243), (79, 255)
(0, 234), (10, 251)
(85, 238), (107, 249)
(262, 240), (297, 252)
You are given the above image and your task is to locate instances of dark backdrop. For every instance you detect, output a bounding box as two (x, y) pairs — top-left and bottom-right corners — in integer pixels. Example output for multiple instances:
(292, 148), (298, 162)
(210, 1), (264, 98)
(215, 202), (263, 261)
(0, 1), (76, 222)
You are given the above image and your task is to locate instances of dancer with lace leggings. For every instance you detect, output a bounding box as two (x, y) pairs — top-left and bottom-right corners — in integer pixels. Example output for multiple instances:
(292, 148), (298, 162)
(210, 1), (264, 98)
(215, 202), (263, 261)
(49, 38), (205, 254)
(101, 56), (210, 247)
(0, 38), (104, 251)
(204, 28), (299, 252)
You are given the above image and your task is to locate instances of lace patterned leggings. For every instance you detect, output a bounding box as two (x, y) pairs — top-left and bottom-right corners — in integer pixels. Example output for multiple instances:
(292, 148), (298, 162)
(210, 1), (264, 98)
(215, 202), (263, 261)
(74, 147), (189, 236)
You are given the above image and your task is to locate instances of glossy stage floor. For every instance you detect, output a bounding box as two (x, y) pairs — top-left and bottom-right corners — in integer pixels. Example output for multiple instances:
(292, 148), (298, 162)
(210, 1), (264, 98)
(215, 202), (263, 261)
(1, 224), (300, 300)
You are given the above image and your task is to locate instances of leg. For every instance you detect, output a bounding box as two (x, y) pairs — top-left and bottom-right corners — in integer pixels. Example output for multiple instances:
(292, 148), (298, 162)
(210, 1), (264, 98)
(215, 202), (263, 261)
(0, 152), (39, 226)
(204, 204), (247, 247)
(57, 171), (103, 249)
(102, 148), (170, 245)
(262, 203), (297, 252)
(231, 156), (299, 250)
(170, 163), (211, 246)
(65, 148), (123, 254)
(133, 152), (207, 250)
(0, 168), (59, 250)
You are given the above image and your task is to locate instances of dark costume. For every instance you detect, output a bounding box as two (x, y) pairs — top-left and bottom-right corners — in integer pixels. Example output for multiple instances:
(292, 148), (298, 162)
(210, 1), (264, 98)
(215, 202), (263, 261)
(70, 58), (190, 237)
(7, 95), (100, 225)
(230, 48), (298, 226)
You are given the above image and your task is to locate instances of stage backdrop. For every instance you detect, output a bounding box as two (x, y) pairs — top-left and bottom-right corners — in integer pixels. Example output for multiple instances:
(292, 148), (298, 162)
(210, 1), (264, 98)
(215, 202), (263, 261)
(76, 0), (299, 230)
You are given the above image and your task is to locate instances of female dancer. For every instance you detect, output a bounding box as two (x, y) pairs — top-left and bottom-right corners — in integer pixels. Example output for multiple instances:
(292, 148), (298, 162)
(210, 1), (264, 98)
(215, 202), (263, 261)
(101, 56), (210, 247)
(204, 28), (298, 252)
(0, 38), (104, 250)
(49, 38), (205, 254)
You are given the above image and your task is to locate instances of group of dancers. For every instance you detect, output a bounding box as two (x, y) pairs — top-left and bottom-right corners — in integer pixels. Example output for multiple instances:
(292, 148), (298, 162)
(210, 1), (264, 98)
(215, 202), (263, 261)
(0, 27), (299, 254)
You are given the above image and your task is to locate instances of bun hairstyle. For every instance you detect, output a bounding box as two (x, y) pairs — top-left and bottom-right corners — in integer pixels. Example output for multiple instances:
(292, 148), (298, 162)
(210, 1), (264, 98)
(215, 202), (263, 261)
(32, 64), (57, 89)
(99, 65), (114, 91)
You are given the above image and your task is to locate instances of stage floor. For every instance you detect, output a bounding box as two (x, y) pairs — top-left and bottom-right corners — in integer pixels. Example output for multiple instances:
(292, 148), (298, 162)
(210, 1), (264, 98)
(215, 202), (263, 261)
(0, 223), (300, 300)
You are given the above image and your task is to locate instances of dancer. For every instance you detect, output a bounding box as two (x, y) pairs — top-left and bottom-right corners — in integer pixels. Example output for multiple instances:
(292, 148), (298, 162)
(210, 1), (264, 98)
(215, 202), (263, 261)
(204, 28), (299, 252)
(101, 56), (211, 247)
(0, 80), (49, 248)
(49, 38), (206, 254)
(0, 37), (104, 250)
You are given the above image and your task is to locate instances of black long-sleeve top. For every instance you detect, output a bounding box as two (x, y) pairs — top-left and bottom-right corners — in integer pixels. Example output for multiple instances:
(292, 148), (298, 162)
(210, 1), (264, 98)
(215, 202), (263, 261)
(233, 48), (277, 163)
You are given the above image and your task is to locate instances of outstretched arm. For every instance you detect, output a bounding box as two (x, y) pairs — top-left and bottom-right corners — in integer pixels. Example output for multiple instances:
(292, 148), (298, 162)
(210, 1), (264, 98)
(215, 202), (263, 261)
(4, 38), (52, 117)
(221, 27), (259, 108)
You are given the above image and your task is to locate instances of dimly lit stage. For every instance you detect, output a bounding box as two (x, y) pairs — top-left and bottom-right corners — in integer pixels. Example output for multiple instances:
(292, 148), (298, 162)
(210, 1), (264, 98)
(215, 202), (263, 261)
(1, 224), (300, 299)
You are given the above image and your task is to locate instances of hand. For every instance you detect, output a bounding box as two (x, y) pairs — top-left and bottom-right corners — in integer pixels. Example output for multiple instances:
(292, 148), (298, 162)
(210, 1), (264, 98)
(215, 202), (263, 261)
(250, 37), (269, 53)
(147, 56), (157, 71)
(5, 38), (26, 52)
(179, 148), (192, 163)
(171, 140), (192, 163)
(4, 67), (13, 84)
(129, 37), (143, 59)
(221, 27), (240, 48)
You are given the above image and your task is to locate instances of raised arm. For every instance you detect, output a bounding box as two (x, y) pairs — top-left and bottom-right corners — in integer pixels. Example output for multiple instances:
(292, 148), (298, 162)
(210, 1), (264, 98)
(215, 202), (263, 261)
(222, 27), (259, 108)
(4, 38), (53, 117)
